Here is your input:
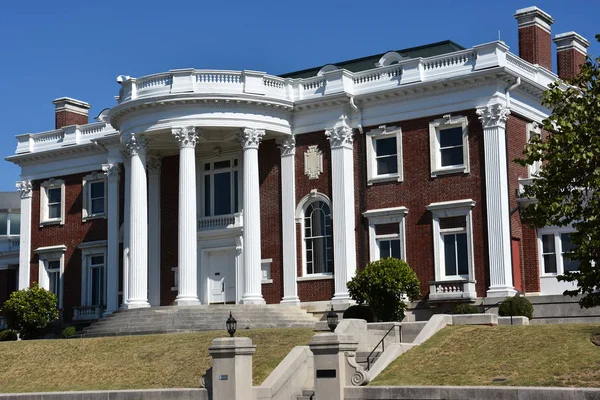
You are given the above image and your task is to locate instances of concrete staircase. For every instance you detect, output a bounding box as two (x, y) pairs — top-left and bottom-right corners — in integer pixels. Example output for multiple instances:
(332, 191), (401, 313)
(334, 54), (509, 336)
(79, 304), (318, 338)
(356, 350), (382, 371)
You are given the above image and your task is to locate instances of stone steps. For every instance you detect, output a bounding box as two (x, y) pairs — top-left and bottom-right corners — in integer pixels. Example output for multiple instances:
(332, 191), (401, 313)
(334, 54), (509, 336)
(356, 351), (381, 370)
(297, 389), (315, 400)
(79, 305), (317, 338)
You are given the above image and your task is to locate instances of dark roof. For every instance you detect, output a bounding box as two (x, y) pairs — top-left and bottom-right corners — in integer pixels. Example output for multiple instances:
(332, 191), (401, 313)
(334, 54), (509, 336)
(279, 40), (464, 79)
(0, 192), (20, 211)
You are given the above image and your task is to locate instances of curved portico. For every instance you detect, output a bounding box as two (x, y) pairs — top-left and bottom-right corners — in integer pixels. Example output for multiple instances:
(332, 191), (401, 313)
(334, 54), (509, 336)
(109, 69), (294, 307)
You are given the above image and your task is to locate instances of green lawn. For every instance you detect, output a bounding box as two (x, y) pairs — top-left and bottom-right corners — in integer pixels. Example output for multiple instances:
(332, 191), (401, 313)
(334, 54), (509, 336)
(373, 324), (600, 387)
(0, 328), (314, 393)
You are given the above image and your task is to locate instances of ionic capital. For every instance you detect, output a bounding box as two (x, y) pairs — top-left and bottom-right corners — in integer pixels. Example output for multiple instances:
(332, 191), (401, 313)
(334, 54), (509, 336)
(102, 163), (121, 180)
(239, 128), (265, 150)
(477, 104), (511, 129)
(147, 155), (162, 175)
(277, 135), (296, 156)
(16, 180), (32, 199)
(122, 134), (149, 156)
(326, 116), (354, 149)
(172, 126), (199, 149)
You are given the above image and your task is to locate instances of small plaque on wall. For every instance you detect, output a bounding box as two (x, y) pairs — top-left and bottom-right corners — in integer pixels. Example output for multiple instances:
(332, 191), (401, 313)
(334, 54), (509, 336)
(304, 145), (323, 180)
(316, 369), (336, 378)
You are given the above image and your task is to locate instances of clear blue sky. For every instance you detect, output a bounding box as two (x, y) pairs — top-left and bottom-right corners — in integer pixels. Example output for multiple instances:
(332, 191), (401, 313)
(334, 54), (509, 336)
(1, 0), (598, 192)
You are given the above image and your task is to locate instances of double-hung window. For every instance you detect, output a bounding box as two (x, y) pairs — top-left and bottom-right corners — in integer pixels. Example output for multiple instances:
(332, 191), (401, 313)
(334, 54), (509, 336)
(82, 172), (106, 220)
(363, 207), (408, 263)
(539, 228), (579, 275)
(47, 260), (61, 299)
(35, 244), (67, 308)
(429, 115), (469, 176)
(40, 179), (65, 225)
(202, 158), (240, 217)
(89, 255), (105, 307)
(366, 125), (403, 184)
(440, 217), (469, 278)
(79, 241), (108, 308)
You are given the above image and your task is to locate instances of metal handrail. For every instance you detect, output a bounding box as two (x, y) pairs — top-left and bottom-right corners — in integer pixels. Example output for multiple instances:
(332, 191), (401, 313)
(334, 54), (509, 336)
(366, 324), (400, 371)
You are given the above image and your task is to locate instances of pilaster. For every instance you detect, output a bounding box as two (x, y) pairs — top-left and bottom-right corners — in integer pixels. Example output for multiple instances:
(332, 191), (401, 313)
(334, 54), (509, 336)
(120, 149), (131, 308)
(326, 117), (357, 303)
(239, 128), (265, 304)
(172, 126), (201, 305)
(147, 155), (162, 307)
(16, 180), (32, 290)
(123, 134), (150, 309)
(102, 163), (121, 315)
(277, 136), (300, 305)
(477, 104), (516, 297)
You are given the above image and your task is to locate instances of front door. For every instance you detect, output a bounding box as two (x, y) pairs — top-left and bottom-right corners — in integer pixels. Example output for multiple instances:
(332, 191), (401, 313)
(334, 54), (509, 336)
(208, 249), (236, 304)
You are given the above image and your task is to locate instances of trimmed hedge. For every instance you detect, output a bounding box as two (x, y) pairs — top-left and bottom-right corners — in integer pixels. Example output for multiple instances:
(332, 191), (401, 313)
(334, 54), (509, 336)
(61, 326), (77, 339)
(0, 329), (18, 341)
(343, 305), (377, 322)
(498, 296), (534, 320)
(454, 304), (480, 314)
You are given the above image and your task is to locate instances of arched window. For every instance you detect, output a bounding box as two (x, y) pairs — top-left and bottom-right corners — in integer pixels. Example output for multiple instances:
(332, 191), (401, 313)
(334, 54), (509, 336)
(303, 199), (333, 275)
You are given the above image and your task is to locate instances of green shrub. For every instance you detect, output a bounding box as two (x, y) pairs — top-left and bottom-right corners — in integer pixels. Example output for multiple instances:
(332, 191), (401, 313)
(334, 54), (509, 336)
(1, 283), (59, 339)
(61, 326), (77, 339)
(347, 258), (420, 322)
(0, 329), (18, 341)
(453, 304), (480, 314)
(498, 296), (534, 320)
(343, 305), (377, 322)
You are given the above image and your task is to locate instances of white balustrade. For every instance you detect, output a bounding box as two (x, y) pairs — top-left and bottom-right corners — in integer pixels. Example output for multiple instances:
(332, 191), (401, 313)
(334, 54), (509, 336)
(429, 280), (477, 301)
(72, 305), (103, 321)
(197, 213), (242, 230)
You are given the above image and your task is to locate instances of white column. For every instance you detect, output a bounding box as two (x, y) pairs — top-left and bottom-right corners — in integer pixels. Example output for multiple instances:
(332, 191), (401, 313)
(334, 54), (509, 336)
(326, 117), (357, 303)
(239, 128), (266, 304)
(477, 104), (516, 297)
(173, 127), (201, 305)
(102, 163), (121, 315)
(120, 150), (131, 308)
(147, 155), (162, 307)
(16, 180), (32, 290)
(277, 136), (300, 305)
(123, 134), (150, 309)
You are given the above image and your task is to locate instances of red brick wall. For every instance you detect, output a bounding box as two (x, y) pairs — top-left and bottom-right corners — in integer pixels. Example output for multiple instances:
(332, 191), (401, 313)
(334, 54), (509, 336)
(557, 50), (587, 81)
(518, 26), (552, 71)
(55, 111), (88, 129)
(259, 139), (283, 304)
(160, 155), (178, 305)
(359, 110), (489, 297)
(30, 172), (107, 319)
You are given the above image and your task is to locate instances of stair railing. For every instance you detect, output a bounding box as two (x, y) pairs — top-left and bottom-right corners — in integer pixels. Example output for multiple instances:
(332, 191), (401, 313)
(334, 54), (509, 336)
(366, 324), (400, 371)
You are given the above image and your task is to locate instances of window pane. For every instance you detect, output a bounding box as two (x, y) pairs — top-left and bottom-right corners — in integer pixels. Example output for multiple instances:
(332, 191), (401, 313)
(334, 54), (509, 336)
(204, 163), (211, 171)
(312, 237), (326, 273)
(542, 234), (555, 253)
(48, 260), (60, 270)
(391, 239), (402, 259)
(441, 147), (463, 166)
(48, 188), (61, 204)
(49, 271), (60, 300)
(543, 254), (557, 273)
(49, 204), (61, 219)
(443, 234), (457, 276)
(91, 255), (104, 265)
(233, 171), (239, 212)
(9, 214), (20, 235)
(204, 175), (211, 216)
(439, 127), (463, 147)
(456, 233), (469, 275)
(91, 266), (104, 306)
(90, 182), (104, 199)
(377, 156), (398, 175)
(379, 240), (390, 259)
(0, 213), (7, 235)
(376, 137), (396, 157)
(560, 233), (579, 272)
(214, 173), (232, 215)
(214, 160), (231, 169)
(91, 198), (104, 215)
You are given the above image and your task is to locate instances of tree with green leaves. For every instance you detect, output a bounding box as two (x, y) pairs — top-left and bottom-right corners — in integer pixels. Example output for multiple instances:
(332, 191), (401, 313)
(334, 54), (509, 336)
(518, 34), (600, 308)
(1, 283), (59, 339)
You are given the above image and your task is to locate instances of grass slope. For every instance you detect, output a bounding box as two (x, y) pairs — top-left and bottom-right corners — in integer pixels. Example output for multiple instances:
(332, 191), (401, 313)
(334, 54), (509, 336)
(373, 324), (600, 388)
(0, 328), (314, 393)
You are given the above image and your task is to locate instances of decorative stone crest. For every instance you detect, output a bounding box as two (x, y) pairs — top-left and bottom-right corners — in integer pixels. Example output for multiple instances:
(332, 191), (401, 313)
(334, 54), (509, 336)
(345, 351), (371, 386)
(146, 156), (162, 175)
(304, 145), (323, 180)
(16, 180), (32, 199)
(277, 136), (296, 156)
(238, 128), (265, 149)
(172, 126), (198, 149)
(102, 163), (121, 179)
(122, 133), (149, 156)
(326, 116), (354, 148)
(476, 103), (511, 128)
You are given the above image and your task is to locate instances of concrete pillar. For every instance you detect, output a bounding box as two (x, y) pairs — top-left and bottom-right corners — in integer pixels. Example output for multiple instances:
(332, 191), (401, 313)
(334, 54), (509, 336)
(16, 180), (32, 290)
(147, 155), (162, 307)
(325, 117), (357, 303)
(173, 126), (201, 306)
(239, 128), (265, 304)
(207, 337), (256, 400)
(123, 133), (150, 309)
(477, 104), (516, 298)
(277, 136), (300, 305)
(102, 163), (121, 315)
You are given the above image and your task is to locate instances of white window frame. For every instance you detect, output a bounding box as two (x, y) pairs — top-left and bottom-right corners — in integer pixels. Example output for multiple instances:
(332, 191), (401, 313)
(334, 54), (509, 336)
(366, 125), (403, 184)
(40, 178), (65, 226)
(426, 199), (476, 282)
(527, 122), (542, 178)
(200, 156), (241, 217)
(82, 172), (107, 221)
(295, 191), (333, 278)
(363, 206), (408, 263)
(429, 115), (470, 177)
(78, 240), (107, 307)
(0, 212), (20, 237)
(538, 226), (578, 277)
(35, 244), (67, 309)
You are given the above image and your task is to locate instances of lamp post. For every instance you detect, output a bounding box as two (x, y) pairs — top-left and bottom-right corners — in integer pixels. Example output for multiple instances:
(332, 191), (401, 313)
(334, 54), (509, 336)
(226, 311), (237, 337)
(326, 305), (338, 332)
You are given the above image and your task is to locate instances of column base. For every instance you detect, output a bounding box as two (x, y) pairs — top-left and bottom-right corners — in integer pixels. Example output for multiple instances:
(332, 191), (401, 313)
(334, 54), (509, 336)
(102, 309), (116, 318)
(175, 296), (201, 306)
(123, 301), (151, 310)
(486, 286), (517, 298)
(331, 293), (355, 305)
(241, 294), (266, 305)
(280, 296), (301, 305)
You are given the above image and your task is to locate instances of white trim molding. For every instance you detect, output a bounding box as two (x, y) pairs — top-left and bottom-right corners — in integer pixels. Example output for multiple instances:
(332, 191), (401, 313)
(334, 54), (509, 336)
(429, 114), (470, 177)
(39, 178), (66, 226)
(16, 180), (32, 290)
(35, 244), (67, 309)
(296, 191), (333, 278)
(362, 206), (408, 263)
(366, 125), (403, 185)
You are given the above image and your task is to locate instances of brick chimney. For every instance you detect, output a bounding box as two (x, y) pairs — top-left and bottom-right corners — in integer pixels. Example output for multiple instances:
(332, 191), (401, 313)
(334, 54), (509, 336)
(514, 6), (555, 71)
(52, 97), (91, 129)
(553, 32), (590, 81)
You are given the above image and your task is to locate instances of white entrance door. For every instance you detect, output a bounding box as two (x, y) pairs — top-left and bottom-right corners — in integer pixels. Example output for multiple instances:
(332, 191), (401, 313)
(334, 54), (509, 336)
(208, 249), (236, 304)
